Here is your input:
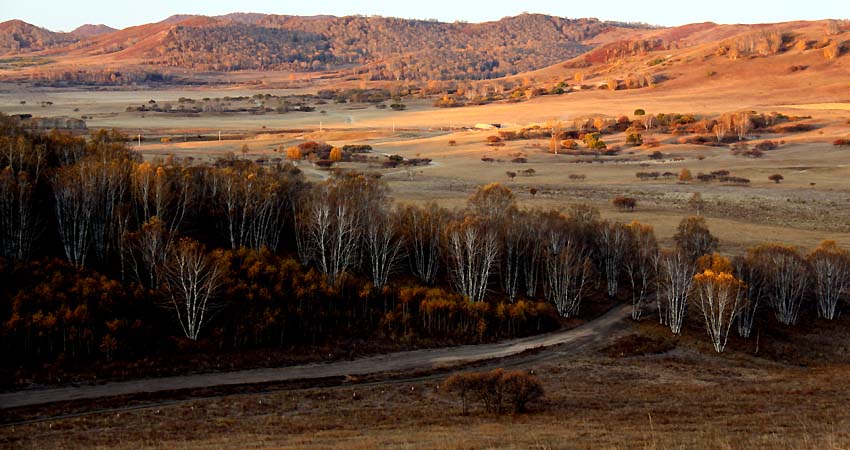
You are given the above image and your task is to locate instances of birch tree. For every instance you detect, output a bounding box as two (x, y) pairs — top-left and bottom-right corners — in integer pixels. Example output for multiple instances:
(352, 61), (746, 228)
(807, 240), (850, 320)
(748, 244), (808, 325)
(52, 161), (99, 267)
(713, 121), (728, 143)
(164, 239), (224, 340)
(467, 183), (516, 221)
(445, 217), (499, 302)
(1, 135), (45, 179)
(658, 250), (696, 334)
(624, 221), (658, 320)
(673, 216), (718, 261)
(363, 207), (405, 290)
(597, 221), (628, 298)
(399, 203), (444, 285)
(734, 112), (752, 141)
(693, 254), (744, 352)
(306, 199), (360, 285)
(520, 215), (543, 298)
(131, 161), (191, 238)
(733, 255), (764, 338)
(500, 211), (528, 302)
(0, 169), (40, 260)
(213, 165), (297, 251)
(298, 182), (362, 285)
(542, 215), (592, 317)
(125, 216), (172, 289)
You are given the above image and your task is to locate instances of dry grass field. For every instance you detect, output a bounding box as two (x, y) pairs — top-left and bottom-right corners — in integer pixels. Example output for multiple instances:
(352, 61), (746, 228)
(3, 74), (849, 255)
(4, 312), (850, 449)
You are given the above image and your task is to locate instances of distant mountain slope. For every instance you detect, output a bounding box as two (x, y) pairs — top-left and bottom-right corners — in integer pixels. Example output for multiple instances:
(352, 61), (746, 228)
(69, 24), (117, 38)
(500, 19), (850, 104)
(0, 15), (846, 87)
(0, 20), (77, 54)
(0, 14), (627, 80)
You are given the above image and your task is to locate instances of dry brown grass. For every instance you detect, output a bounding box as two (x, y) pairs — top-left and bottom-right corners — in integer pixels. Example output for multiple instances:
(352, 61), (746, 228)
(4, 355), (849, 449)
(4, 309), (850, 449)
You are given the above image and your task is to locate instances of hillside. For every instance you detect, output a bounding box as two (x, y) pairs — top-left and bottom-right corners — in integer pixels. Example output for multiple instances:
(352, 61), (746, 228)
(0, 20), (78, 54)
(488, 19), (850, 101)
(0, 15), (847, 88)
(0, 14), (626, 80)
(69, 24), (117, 38)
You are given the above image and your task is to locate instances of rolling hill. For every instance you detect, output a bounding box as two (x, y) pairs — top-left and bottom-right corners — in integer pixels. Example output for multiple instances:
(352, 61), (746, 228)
(69, 24), (117, 38)
(0, 14), (846, 91)
(0, 20), (78, 54)
(0, 14), (634, 80)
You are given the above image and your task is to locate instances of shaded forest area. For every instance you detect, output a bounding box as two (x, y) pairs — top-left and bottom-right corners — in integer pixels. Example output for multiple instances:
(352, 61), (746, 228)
(0, 115), (564, 387)
(2, 113), (848, 388)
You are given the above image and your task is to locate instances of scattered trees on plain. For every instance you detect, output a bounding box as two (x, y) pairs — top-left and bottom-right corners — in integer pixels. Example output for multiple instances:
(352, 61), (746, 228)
(612, 196), (637, 211)
(768, 174), (784, 184)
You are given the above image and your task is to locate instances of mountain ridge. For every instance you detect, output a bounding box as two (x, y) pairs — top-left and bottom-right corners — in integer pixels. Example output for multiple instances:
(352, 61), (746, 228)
(0, 15), (846, 85)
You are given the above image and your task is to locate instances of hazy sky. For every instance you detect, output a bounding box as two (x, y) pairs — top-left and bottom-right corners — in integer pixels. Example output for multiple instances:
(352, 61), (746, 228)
(0, 0), (844, 32)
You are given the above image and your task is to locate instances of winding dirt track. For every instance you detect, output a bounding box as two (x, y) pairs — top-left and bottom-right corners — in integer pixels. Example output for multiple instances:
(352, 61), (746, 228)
(0, 304), (630, 410)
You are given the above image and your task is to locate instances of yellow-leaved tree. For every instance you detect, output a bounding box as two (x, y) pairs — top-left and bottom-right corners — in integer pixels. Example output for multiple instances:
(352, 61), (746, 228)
(693, 254), (744, 352)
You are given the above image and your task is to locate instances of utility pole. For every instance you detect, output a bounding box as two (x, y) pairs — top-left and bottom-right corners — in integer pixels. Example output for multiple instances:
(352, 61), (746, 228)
(218, 130), (221, 141)
(320, 121), (323, 132)
(138, 131), (141, 148)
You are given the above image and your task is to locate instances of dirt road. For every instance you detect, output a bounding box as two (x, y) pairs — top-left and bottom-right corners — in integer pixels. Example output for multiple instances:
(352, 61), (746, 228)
(0, 304), (630, 409)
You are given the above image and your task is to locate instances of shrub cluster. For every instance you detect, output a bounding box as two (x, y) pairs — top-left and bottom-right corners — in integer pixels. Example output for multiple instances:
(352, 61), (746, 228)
(442, 369), (544, 414)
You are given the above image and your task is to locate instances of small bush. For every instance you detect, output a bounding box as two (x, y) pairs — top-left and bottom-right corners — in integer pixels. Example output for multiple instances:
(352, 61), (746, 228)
(636, 171), (660, 181)
(442, 369), (544, 415)
(626, 130), (643, 146)
(612, 196), (637, 211)
(773, 123), (815, 134)
(561, 139), (578, 150)
(643, 138), (660, 148)
(342, 144), (373, 153)
(755, 140), (778, 151)
(833, 138), (850, 146)
(719, 176), (751, 185)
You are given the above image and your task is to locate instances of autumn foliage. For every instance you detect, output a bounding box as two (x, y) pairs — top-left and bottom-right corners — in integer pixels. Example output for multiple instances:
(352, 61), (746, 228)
(1, 112), (849, 383)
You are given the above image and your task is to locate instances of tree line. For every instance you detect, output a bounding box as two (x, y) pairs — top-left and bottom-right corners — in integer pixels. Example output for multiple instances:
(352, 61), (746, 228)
(1, 116), (848, 374)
